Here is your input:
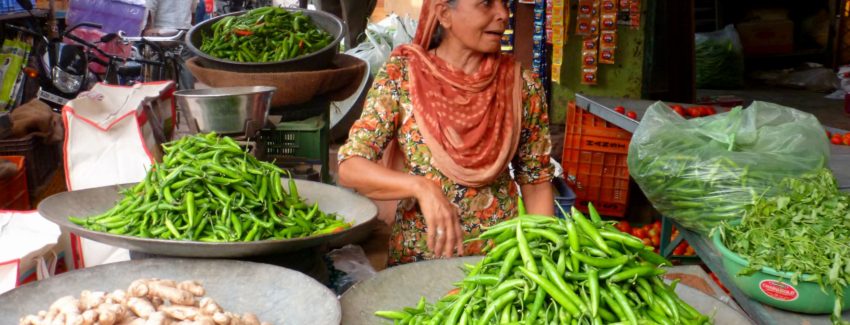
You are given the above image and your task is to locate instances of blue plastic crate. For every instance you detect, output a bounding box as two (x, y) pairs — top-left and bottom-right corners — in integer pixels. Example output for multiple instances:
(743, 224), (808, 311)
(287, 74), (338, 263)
(553, 177), (577, 219)
(0, 0), (33, 13)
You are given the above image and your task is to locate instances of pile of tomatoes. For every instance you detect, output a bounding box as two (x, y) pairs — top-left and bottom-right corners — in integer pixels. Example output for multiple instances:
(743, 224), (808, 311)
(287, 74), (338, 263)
(827, 130), (850, 146)
(669, 104), (717, 118)
(613, 106), (638, 120)
(613, 104), (719, 121)
(613, 220), (696, 256)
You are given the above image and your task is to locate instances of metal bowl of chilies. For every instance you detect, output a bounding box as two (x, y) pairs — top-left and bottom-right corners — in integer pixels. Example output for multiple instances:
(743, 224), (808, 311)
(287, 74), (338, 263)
(175, 86), (275, 135)
(37, 179), (378, 257)
(186, 8), (345, 73)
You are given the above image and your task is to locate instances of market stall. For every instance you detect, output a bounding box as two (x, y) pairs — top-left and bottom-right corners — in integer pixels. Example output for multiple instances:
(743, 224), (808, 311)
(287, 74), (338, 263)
(575, 94), (850, 324)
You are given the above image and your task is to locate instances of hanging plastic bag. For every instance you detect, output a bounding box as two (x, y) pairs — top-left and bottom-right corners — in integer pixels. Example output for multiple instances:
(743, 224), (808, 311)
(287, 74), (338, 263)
(345, 14), (417, 76)
(345, 27), (391, 76)
(695, 24), (744, 89)
(628, 101), (830, 234)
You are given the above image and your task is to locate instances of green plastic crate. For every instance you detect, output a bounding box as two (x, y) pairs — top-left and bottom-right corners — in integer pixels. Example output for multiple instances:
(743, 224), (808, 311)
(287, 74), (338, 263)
(260, 113), (330, 182)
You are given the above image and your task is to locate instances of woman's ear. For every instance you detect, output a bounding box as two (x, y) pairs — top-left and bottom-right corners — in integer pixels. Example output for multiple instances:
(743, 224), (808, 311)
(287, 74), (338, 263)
(434, 1), (453, 30)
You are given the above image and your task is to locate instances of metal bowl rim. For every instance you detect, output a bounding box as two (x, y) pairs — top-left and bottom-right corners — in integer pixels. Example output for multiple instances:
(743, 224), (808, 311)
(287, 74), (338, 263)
(174, 86), (277, 98)
(185, 8), (344, 67)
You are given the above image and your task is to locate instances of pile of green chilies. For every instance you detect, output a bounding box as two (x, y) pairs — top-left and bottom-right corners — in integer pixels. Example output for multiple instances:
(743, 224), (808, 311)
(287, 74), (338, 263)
(376, 203), (711, 325)
(69, 133), (350, 242)
(718, 169), (850, 325)
(200, 7), (333, 63)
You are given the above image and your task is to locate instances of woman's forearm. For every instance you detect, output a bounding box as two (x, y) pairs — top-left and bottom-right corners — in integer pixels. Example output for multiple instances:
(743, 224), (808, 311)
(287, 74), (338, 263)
(520, 181), (555, 216)
(338, 156), (428, 201)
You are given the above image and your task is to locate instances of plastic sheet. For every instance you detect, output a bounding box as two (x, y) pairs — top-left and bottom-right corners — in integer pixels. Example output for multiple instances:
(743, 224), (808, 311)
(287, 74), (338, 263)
(628, 101), (830, 234)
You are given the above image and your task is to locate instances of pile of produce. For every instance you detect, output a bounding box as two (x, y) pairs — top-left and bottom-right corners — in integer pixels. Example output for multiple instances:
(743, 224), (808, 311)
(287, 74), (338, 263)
(717, 168), (850, 324)
(200, 7), (334, 63)
(70, 133), (350, 242)
(377, 203), (712, 324)
(628, 102), (829, 234)
(695, 28), (743, 89)
(828, 130), (850, 146)
(613, 220), (695, 257)
(19, 278), (269, 325)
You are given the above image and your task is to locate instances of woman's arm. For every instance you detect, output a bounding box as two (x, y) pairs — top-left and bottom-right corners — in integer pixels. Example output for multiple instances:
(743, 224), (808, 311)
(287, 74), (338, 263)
(339, 157), (465, 258)
(338, 156), (425, 200)
(521, 182), (554, 216)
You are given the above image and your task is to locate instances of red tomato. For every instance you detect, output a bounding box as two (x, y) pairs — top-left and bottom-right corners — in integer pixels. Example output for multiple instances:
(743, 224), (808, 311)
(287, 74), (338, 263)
(652, 220), (662, 231)
(687, 107), (702, 117)
(633, 228), (648, 239)
(641, 238), (653, 247)
(615, 221), (632, 234)
(650, 234), (661, 247)
(673, 246), (686, 256)
(647, 227), (658, 237)
(844, 136), (850, 146)
(615, 106), (626, 114)
(671, 105), (687, 117)
(704, 106), (717, 115)
(626, 111), (638, 120)
(685, 246), (696, 256)
(832, 135), (843, 145)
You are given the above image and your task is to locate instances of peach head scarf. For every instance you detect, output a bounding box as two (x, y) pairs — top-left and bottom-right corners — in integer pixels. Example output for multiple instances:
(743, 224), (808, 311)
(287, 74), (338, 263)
(391, 0), (523, 187)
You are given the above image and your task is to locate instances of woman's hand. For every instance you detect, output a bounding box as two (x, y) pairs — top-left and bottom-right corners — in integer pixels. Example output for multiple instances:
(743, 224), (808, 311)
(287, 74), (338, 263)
(415, 178), (465, 258)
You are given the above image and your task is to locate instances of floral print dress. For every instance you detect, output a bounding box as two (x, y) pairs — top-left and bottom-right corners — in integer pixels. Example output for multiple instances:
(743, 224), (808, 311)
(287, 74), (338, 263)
(338, 56), (554, 266)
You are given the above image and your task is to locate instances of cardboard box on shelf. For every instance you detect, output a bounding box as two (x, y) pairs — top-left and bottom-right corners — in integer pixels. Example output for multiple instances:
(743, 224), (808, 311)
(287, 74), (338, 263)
(35, 0), (68, 11)
(737, 19), (794, 56)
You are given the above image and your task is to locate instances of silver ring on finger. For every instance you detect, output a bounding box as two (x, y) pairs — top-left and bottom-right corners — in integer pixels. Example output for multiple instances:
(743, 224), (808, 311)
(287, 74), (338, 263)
(436, 228), (445, 237)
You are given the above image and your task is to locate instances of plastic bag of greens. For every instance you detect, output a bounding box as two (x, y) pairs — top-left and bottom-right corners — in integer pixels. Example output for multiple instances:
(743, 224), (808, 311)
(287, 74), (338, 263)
(696, 25), (744, 89)
(628, 101), (830, 234)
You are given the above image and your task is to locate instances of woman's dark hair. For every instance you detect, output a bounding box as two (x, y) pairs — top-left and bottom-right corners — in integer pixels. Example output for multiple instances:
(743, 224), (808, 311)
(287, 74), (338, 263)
(428, 0), (458, 49)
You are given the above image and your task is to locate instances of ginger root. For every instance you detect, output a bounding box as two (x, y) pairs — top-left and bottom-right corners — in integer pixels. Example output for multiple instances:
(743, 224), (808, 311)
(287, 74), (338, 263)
(198, 298), (221, 316)
(240, 313), (259, 325)
(193, 316), (215, 325)
(21, 278), (269, 325)
(127, 297), (156, 318)
(159, 306), (199, 321)
(177, 281), (205, 297)
(148, 282), (194, 306)
(211, 312), (230, 325)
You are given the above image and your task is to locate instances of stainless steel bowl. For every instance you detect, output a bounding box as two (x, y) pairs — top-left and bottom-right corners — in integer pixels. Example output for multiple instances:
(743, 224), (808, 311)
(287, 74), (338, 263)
(186, 8), (345, 73)
(175, 86), (275, 135)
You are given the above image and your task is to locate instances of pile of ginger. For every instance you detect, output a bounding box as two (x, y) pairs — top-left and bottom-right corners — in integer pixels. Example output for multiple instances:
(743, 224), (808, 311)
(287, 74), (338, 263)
(19, 278), (271, 325)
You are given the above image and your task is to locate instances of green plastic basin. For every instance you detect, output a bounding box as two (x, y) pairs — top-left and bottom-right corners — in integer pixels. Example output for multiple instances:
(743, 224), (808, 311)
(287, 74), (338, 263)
(712, 230), (849, 314)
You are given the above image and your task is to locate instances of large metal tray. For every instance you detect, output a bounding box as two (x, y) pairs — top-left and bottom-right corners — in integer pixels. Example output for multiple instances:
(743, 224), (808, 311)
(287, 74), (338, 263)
(38, 179), (377, 257)
(0, 259), (339, 325)
(340, 257), (754, 325)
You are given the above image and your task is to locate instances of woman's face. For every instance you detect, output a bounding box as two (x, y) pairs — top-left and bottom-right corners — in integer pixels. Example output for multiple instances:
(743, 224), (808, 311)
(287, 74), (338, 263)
(441, 0), (509, 54)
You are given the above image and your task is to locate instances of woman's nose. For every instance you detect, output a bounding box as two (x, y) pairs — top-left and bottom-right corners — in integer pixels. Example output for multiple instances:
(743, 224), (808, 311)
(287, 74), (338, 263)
(494, 0), (509, 21)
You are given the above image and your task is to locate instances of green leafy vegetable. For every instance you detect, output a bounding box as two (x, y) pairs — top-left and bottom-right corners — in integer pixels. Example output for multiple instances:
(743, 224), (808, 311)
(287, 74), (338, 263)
(717, 169), (850, 325)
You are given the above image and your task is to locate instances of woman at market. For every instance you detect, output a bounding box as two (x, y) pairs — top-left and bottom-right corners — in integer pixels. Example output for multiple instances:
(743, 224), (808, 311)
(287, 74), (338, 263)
(338, 0), (555, 266)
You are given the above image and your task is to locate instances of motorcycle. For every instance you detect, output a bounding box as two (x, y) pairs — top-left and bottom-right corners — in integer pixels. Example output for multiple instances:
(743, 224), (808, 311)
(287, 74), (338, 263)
(5, 22), (101, 112)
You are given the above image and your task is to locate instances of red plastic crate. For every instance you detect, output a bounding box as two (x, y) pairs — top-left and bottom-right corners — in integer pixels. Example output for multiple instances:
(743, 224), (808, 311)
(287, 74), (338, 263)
(0, 134), (62, 197)
(562, 102), (630, 217)
(0, 156), (31, 210)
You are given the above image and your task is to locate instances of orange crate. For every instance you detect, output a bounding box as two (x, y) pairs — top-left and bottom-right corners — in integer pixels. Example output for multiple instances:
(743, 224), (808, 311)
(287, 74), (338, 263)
(0, 156), (31, 210)
(562, 102), (630, 217)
